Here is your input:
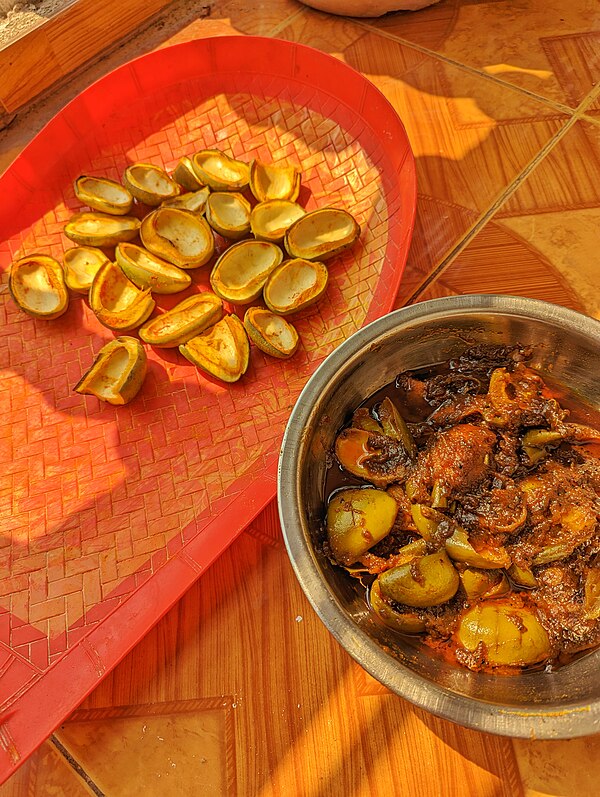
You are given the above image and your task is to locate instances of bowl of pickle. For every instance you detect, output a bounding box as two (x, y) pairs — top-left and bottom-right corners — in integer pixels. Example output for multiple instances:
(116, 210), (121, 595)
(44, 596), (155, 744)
(278, 294), (600, 738)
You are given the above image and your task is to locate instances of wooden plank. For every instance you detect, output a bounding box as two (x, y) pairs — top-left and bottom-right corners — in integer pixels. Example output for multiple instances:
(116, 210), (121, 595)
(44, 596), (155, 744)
(0, 0), (176, 113)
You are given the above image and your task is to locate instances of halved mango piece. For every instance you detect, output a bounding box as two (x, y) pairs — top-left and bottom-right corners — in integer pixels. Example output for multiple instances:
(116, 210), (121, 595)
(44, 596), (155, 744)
(192, 150), (249, 191)
(284, 207), (360, 261)
(139, 292), (223, 348)
(115, 243), (191, 294)
(64, 212), (140, 247)
(249, 160), (301, 202)
(75, 336), (147, 405)
(250, 200), (306, 243)
(90, 261), (155, 331)
(74, 175), (133, 215)
(205, 192), (251, 239)
(210, 240), (283, 304)
(9, 254), (69, 320)
(162, 187), (210, 215)
(172, 156), (204, 191)
(123, 162), (180, 206)
(140, 207), (215, 269)
(179, 314), (250, 383)
(63, 246), (110, 293)
(243, 307), (299, 359)
(263, 258), (328, 316)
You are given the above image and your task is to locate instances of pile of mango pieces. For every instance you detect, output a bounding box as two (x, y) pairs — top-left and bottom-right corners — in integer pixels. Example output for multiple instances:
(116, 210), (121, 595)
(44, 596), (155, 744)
(8, 150), (361, 404)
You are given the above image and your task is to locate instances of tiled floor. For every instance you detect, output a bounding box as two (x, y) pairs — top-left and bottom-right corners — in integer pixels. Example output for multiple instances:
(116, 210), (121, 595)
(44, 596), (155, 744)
(1, 0), (600, 794)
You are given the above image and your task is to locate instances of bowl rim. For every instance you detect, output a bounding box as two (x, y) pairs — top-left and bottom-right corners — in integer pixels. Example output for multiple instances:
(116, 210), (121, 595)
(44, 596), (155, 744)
(278, 294), (600, 739)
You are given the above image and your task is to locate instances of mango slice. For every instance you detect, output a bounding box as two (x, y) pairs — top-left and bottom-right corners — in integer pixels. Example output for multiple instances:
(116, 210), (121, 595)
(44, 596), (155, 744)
(162, 187), (210, 215)
(210, 240), (283, 304)
(115, 242), (191, 294)
(140, 207), (214, 269)
(327, 487), (398, 566)
(285, 207), (360, 261)
(75, 336), (147, 405)
(243, 307), (299, 359)
(172, 156), (204, 191)
(63, 246), (110, 293)
(250, 200), (306, 243)
(263, 258), (328, 316)
(9, 253), (69, 320)
(89, 261), (155, 331)
(64, 212), (140, 247)
(249, 160), (301, 202)
(123, 162), (180, 206)
(205, 192), (251, 240)
(74, 175), (133, 215)
(179, 314), (250, 383)
(139, 292), (223, 348)
(192, 150), (250, 192)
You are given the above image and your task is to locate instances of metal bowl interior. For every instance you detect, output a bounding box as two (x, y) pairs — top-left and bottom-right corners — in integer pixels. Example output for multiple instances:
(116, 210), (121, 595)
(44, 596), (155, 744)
(278, 295), (600, 738)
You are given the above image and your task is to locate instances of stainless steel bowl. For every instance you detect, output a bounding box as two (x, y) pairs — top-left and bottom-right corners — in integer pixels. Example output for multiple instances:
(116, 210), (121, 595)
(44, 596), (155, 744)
(278, 295), (600, 738)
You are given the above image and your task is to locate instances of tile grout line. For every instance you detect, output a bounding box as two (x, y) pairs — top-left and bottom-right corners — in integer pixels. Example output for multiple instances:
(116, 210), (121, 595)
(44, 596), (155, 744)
(352, 19), (578, 116)
(49, 735), (105, 797)
(267, 6), (307, 38)
(405, 111), (582, 305)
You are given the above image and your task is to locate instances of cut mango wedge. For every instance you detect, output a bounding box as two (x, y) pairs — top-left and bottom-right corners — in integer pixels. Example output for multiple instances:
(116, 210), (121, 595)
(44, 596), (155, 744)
(249, 160), (301, 202)
(263, 258), (328, 315)
(123, 162), (180, 206)
(192, 150), (249, 191)
(285, 207), (360, 261)
(139, 292), (223, 348)
(250, 200), (305, 243)
(9, 253), (69, 320)
(74, 175), (133, 215)
(63, 246), (110, 293)
(89, 261), (155, 331)
(140, 207), (214, 268)
(115, 242), (191, 294)
(205, 192), (251, 240)
(172, 156), (204, 191)
(179, 314), (250, 383)
(75, 336), (147, 405)
(64, 212), (140, 247)
(243, 307), (299, 359)
(210, 240), (283, 304)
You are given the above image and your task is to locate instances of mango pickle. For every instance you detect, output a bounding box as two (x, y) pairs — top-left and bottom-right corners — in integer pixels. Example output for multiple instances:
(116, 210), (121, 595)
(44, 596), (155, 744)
(322, 344), (600, 672)
(369, 580), (427, 634)
(378, 550), (459, 608)
(326, 488), (397, 567)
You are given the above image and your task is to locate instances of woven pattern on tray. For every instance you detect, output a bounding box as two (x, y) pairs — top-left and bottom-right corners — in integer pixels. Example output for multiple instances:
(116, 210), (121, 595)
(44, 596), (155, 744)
(0, 80), (396, 686)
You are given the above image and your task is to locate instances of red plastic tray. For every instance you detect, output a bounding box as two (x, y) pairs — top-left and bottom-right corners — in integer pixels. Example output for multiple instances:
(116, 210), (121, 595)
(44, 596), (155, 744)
(0, 36), (416, 780)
